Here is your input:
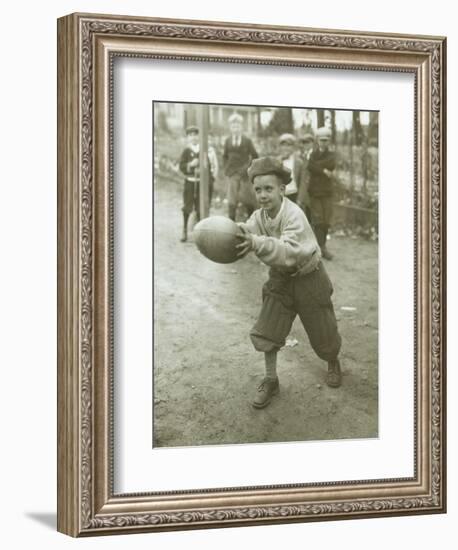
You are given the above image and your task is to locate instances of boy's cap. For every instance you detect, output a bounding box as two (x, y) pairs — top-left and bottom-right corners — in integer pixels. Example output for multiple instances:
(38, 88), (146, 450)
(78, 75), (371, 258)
(279, 133), (296, 145)
(316, 126), (332, 140)
(299, 132), (314, 143)
(248, 157), (292, 185)
(185, 125), (199, 135)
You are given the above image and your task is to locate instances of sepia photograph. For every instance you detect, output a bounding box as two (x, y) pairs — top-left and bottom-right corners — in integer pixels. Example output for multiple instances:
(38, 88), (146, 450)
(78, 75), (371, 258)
(55, 11), (446, 536)
(152, 101), (379, 448)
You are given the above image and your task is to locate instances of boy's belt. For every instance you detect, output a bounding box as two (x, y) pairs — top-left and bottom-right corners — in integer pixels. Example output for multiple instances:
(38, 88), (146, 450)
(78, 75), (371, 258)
(290, 251), (321, 278)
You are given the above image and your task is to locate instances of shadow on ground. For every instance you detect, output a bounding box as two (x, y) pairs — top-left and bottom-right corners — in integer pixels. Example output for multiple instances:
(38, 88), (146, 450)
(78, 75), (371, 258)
(25, 512), (56, 530)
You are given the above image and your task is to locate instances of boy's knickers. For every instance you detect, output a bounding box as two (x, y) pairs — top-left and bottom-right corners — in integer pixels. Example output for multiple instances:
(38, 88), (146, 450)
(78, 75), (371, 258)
(249, 262), (342, 361)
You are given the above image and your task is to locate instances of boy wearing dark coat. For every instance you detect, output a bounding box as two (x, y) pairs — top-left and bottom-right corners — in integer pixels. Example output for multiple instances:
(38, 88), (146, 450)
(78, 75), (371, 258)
(178, 126), (217, 242)
(307, 126), (336, 260)
(297, 132), (315, 222)
(223, 113), (259, 221)
(178, 126), (200, 242)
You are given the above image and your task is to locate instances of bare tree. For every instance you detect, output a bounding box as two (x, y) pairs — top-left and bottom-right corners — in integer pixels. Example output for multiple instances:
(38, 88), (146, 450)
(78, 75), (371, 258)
(316, 109), (326, 128)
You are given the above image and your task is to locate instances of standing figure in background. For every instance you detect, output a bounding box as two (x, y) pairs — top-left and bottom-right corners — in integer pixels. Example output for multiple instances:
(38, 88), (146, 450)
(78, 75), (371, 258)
(297, 132), (314, 222)
(207, 132), (219, 206)
(222, 113), (258, 221)
(178, 126), (216, 243)
(277, 133), (304, 205)
(178, 126), (200, 242)
(308, 126), (336, 260)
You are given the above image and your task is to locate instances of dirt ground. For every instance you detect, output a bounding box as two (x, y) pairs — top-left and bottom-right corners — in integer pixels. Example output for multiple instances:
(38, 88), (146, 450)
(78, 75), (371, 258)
(153, 175), (378, 448)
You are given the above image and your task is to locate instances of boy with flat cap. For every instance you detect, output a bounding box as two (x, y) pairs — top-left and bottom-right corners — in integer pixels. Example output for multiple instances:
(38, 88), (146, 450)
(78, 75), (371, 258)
(178, 126), (216, 242)
(237, 156), (342, 409)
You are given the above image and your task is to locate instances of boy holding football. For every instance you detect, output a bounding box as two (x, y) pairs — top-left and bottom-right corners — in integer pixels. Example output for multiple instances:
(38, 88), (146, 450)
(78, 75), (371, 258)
(237, 156), (342, 408)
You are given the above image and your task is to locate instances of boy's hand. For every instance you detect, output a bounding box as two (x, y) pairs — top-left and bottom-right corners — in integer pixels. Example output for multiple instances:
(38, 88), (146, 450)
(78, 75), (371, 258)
(236, 225), (254, 258)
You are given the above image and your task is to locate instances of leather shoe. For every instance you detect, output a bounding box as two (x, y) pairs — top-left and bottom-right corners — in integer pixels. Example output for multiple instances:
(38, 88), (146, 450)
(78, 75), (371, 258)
(252, 377), (279, 408)
(326, 359), (342, 388)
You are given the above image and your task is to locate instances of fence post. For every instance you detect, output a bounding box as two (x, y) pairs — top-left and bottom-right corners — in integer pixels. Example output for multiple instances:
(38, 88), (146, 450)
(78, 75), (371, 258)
(198, 104), (210, 219)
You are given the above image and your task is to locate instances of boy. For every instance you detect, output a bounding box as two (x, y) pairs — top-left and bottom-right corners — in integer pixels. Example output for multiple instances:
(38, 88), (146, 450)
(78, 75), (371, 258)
(297, 132), (315, 222)
(277, 133), (304, 204)
(307, 126), (336, 260)
(222, 113), (258, 221)
(178, 126), (216, 242)
(207, 132), (219, 205)
(237, 157), (342, 409)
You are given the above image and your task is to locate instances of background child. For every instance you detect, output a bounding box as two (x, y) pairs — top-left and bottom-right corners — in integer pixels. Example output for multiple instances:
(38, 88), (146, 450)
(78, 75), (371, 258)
(277, 133), (304, 204)
(237, 156), (342, 408)
(297, 132), (315, 222)
(178, 126), (200, 242)
(307, 126), (336, 260)
(222, 113), (259, 221)
(178, 126), (216, 242)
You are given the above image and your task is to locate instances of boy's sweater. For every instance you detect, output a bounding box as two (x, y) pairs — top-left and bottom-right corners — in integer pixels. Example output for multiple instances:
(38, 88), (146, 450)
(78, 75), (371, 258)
(241, 197), (321, 275)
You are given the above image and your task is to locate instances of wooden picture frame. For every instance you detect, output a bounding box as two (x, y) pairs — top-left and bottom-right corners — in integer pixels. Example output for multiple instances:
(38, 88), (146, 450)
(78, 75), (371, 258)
(57, 12), (446, 537)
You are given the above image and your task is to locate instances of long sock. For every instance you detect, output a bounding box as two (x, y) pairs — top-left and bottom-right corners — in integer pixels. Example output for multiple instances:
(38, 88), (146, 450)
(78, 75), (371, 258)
(181, 212), (189, 241)
(323, 224), (329, 245)
(314, 224), (325, 249)
(228, 204), (236, 221)
(264, 350), (278, 380)
(183, 212), (189, 231)
(312, 224), (320, 246)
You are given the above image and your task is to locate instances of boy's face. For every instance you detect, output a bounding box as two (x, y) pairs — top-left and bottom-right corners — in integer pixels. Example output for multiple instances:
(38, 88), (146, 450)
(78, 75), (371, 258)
(252, 174), (284, 216)
(188, 132), (199, 146)
(301, 140), (314, 154)
(279, 142), (295, 159)
(318, 137), (330, 152)
(229, 121), (242, 136)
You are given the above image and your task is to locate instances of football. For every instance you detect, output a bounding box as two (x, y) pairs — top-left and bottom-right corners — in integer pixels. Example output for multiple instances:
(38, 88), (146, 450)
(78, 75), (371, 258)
(193, 216), (241, 264)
